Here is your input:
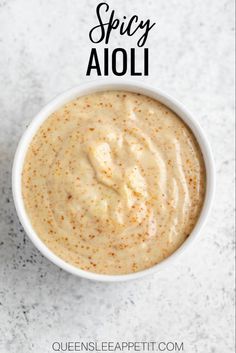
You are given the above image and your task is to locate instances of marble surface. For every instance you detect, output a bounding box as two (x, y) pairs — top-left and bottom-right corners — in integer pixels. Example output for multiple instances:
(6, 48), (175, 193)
(0, 0), (235, 352)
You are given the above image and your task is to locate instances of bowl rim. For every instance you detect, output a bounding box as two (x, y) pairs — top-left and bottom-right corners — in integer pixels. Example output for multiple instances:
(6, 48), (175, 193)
(12, 79), (215, 282)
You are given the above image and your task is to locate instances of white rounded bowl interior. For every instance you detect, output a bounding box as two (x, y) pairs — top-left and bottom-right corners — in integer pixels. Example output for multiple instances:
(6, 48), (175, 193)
(12, 79), (215, 282)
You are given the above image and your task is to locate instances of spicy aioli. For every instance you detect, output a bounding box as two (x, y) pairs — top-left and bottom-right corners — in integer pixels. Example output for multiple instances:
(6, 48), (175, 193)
(22, 91), (206, 274)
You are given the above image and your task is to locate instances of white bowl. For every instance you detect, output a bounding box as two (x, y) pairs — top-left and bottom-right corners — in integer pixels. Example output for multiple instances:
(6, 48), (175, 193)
(12, 80), (215, 282)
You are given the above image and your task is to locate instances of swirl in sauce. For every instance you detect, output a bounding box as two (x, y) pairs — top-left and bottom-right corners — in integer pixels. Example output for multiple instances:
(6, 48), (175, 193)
(22, 91), (206, 274)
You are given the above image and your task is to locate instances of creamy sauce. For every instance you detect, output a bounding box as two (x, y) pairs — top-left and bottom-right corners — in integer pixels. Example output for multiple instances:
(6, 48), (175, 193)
(22, 91), (206, 274)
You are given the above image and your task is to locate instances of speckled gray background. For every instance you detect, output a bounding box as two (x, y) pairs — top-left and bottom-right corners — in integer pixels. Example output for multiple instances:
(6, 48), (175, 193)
(0, 0), (235, 352)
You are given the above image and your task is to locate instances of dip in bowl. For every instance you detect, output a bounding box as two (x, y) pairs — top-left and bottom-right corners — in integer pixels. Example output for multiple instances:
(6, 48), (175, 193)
(12, 80), (215, 281)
